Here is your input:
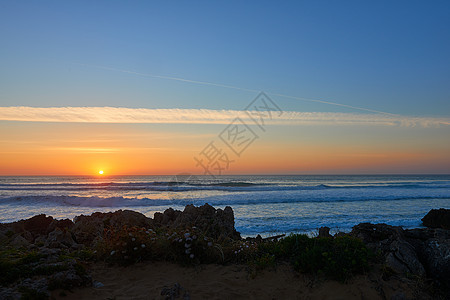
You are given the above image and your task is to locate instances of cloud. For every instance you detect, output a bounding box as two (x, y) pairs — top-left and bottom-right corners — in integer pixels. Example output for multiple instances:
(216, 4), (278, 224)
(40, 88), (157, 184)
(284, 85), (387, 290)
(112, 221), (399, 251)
(0, 106), (448, 127)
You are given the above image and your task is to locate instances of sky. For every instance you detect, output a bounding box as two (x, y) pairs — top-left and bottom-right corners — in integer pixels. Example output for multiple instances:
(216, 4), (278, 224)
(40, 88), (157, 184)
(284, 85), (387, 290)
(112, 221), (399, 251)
(0, 1), (449, 175)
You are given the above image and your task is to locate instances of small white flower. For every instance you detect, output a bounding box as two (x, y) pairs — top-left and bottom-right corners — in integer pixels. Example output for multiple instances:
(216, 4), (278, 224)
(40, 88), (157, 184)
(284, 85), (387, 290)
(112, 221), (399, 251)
(178, 238), (183, 243)
(185, 243), (191, 248)
(207, 242), (213, 247)
(134, 247), (138, 251)
(185, 249), (191, 254)
(141, 244), (146, 248)
(234, 251), (237, 254)
(192, 235), (197, 240)
(110, 251), (116, 256)
(184, 232), (190, 238)
(190, 254), (194, 259)
(129, 233), (133, 237)
(204, 237), (208, 241)
(132, 237), (136, 242)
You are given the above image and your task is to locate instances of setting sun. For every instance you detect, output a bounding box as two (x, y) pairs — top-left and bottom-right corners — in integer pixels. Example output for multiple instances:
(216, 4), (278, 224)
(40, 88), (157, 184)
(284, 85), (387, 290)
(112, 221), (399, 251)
(98, 170), (104, 175)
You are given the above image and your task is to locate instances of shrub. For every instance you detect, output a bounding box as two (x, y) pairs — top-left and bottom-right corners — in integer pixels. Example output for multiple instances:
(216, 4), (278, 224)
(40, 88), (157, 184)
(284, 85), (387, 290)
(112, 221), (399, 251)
(254, 234), (371, 281)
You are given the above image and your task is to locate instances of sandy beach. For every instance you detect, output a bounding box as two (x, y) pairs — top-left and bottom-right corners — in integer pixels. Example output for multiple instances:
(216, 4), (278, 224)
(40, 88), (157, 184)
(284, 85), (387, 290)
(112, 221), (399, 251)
(52, 261), (416, 300)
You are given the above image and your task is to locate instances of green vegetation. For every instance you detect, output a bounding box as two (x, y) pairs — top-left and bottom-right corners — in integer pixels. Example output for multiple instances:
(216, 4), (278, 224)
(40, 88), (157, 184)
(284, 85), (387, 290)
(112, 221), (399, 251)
(257, 234), (372, 281)
(96, 226), (372, 281)
(0, 227), (372, 299)
(0, 246), (89, 298)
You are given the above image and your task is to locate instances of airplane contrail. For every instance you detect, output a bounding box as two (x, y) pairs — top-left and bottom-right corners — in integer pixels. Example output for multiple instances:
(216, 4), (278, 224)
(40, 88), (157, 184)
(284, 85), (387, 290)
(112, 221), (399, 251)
(74, 63), (398, 116)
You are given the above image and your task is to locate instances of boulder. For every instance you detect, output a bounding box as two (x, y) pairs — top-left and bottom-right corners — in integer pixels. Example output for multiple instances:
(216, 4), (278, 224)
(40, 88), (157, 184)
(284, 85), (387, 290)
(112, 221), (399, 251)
(318, 226), (332, 238)
(10, 214), (54, 238)
(10, 235), (30, 248)
(421, 238), (450, 284)
(45, 228), (77, 249)
(351, 223), (426, 276)
(422, 208), (450, 229)
(154, 203), (240, 240)
(385, 240), (425, 276)
(72, 210), (152, 246)
(154, 208), (181, 225)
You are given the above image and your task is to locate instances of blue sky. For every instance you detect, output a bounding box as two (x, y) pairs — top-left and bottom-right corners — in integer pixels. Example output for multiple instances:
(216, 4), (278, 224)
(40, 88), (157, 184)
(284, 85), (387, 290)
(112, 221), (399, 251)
(1, 1), (449, 115)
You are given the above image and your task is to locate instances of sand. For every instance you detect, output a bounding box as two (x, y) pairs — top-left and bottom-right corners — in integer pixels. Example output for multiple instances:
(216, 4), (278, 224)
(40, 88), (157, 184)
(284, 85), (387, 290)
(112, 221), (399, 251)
(52, 262), (418, 300)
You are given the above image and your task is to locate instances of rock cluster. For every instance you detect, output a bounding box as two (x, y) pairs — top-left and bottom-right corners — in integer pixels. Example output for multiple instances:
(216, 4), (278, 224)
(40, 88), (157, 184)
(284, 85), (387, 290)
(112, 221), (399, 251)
(1, 206), (449, 299)
(350, 210), (450, 296)
(154, 204), (240, 240)
(0, 204), (240, 299)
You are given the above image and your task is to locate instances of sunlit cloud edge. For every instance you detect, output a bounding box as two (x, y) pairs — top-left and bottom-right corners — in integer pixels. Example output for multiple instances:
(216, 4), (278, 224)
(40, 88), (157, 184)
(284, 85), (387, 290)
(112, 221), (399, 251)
(0, 106), (448, 127)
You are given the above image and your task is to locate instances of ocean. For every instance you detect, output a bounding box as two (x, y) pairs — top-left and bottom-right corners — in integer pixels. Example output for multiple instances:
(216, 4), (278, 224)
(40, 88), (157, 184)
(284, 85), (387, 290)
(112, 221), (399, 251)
(0, 175), (449, 237)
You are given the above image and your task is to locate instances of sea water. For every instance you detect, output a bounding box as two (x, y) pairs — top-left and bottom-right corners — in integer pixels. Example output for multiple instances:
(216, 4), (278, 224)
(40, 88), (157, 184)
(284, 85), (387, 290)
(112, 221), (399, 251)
(0, 175), (449, 237)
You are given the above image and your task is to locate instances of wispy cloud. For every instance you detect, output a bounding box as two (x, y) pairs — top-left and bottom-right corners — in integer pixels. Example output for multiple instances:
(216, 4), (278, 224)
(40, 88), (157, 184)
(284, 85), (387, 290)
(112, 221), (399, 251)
(0, 106), (448, 127)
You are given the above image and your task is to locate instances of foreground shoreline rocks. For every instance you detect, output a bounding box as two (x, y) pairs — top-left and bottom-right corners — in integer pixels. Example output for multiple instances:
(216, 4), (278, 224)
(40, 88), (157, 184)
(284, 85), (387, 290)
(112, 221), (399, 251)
(0, 205), (449, 299)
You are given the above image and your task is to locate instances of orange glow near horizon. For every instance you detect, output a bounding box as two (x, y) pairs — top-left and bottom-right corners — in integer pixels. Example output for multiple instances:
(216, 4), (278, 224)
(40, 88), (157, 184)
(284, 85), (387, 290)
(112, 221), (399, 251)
(0, 121), (449, 175)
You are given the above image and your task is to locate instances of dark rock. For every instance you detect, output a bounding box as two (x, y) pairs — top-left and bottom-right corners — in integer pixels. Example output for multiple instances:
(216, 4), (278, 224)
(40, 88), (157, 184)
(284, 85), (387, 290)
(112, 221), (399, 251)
(390, 292), (406, 300)
(422, 208), (450, 230)
(161, 282), (190, 300)
(351, 223), (426, 277)
(334, 231), (347, 238)
(421, 238), (450, 287)
(351, 223), (403, 246)
(154, 208), (181, 225)
(0, 287), (21, 300)
(49, 269), (92, 289)
(72, 210), (152, 246)
(47, 218), (74, 233)
(386, 240), (425, 276)
(10, 214), (54, 237)
(10, 235), (30, 248)
(45, 227), (77, 249)
(153, 204), (240, 240)
(318, 226), (332, 238)
(175, 204), (240, 240)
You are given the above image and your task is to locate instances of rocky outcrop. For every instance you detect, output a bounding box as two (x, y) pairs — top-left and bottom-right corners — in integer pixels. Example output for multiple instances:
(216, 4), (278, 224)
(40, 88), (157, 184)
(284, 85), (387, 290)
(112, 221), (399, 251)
(72, 209), (153, 246)
(422, 208), (450, 229)
(318, 226), (332, 238)
(153, 203), (240, 240)
(351, 221), (450, 297)
(1, 205), (239, 250)
(1, 206), (449, 298)
(350, 223), (425, 276)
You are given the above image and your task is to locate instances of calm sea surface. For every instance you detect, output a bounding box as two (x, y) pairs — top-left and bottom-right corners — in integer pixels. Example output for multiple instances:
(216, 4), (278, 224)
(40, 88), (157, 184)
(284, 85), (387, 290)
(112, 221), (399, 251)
(0, 175), (449, 237)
